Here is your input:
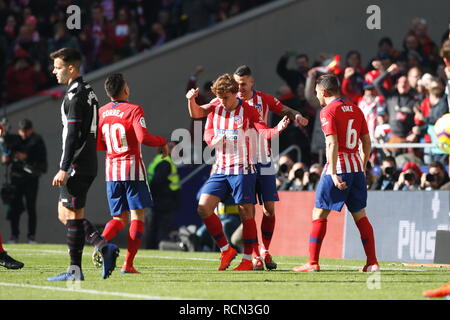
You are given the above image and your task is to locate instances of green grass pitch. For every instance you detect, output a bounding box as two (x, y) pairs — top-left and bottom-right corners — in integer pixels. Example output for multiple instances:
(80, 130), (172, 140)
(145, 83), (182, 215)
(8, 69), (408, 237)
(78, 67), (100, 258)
(0, 244), (448, 300)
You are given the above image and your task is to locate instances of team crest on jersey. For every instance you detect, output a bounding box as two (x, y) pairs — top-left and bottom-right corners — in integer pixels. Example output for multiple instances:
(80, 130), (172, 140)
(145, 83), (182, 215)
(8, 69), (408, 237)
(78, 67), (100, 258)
(234, 115), (243, 127)
(140, 117), (147, 128)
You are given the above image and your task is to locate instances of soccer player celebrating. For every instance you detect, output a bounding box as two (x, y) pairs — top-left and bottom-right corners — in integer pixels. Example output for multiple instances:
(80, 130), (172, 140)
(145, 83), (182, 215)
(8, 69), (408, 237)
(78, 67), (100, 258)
(48, 48), (119, 281)
(188, 73), (289, 271)
(97, 74), (168, 274)
(292, 74), (379, 273)
(187, 65), (308, 270)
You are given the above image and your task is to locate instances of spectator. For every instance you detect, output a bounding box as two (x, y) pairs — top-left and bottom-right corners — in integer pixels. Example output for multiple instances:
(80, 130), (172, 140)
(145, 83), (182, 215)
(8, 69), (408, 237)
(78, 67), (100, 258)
(4, 49), (46, 103)
(394, 161), (422, 190)
(276, 154), (294, 189)
(79, 3), (115, 71)
(1, 119), (47, 243)
(278, 162), (306, 191)
(420, 161), (450, 190)
(341, 50), (365, 104)
(47, 22), (80, 56)
(112, 7), (139, 60)
(302, 163), (323, 191)
(276, 51), (310, 94)
(371, 156), (400, 190)
(271, 84), (314, 165)
(373, 63), (420, 150)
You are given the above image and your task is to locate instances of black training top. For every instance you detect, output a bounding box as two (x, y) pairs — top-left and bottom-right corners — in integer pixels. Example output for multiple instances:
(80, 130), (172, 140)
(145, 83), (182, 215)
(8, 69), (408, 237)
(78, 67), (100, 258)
(59, 76), (98, 176)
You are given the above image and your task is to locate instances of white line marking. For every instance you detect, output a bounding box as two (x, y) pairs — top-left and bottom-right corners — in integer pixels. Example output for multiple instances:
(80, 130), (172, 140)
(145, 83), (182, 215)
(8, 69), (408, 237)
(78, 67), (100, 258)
(0, 282), (193, 300)
(8, 248), (434, 272)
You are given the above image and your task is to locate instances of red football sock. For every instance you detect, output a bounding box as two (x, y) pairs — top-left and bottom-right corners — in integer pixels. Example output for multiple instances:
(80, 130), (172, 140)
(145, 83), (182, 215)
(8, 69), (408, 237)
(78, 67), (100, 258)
(102, 219), (124, 241)
(243, 218), (258, 257)
(261, 215), (275, 251)
(355, 216), (377, 265)
(0, 233), (4, 253)
(309, 218), (327, 265)
(125, 220), (144, 267)
(202, 214), (228, 249)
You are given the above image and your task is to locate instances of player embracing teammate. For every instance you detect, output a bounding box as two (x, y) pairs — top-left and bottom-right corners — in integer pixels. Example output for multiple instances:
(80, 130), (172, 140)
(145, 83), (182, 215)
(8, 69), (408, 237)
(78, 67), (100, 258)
(187, 66), (309, 270)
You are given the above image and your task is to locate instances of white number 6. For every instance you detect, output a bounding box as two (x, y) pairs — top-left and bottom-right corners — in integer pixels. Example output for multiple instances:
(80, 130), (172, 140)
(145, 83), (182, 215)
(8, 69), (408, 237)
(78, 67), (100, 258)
(346, 119), (357, 149)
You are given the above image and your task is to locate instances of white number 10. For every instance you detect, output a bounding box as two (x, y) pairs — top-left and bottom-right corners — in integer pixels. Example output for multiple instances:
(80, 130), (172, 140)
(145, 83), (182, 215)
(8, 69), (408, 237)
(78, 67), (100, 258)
(346, 119), (357, 149)
(102, 123), (129, 153)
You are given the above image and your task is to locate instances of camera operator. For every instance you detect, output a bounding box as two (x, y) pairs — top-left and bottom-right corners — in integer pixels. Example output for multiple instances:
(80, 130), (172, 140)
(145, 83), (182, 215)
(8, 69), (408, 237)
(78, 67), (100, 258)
(276, 155), (294, 189)
(394, 162), (422, 191)
(302, 163), (323, 191)
(420, 161), (450, 190)
(371, 156), (400, 190)
(1, 119), (47, 243)
(278, 162), (307, 191)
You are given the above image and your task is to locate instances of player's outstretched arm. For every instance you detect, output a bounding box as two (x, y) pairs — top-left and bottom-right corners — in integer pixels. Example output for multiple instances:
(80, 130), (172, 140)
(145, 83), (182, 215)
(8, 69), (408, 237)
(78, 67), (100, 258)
(252, 113), (290, 140)
(280, 105), (308, 127)
(186, 88), (211, 118)
(133, 108), (167, 147)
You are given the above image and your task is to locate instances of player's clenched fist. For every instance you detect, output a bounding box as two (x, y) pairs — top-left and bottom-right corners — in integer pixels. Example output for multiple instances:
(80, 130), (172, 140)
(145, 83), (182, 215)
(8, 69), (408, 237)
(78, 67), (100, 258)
(186, 88), (199, 100)
(295, 114), (308, 127)
(331, 174), (347, 190)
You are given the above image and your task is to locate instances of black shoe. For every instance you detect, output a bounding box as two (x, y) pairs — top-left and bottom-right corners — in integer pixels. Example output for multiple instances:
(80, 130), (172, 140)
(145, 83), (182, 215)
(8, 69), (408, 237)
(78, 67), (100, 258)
(0, 251), (24, 270)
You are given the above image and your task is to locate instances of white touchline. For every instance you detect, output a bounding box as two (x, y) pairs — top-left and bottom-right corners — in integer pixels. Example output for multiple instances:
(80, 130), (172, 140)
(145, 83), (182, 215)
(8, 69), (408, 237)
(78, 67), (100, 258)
(8, 248), (429, 272)
(0, 282), (194, 300)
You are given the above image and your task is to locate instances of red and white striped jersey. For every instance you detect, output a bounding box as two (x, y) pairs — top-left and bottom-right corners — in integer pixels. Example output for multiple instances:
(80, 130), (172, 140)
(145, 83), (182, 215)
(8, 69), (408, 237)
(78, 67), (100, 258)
(243, 90), (283, 164)
(97, 101), (167, 181)
(320, 97), (369, 174)
(205, 98), (278, 175)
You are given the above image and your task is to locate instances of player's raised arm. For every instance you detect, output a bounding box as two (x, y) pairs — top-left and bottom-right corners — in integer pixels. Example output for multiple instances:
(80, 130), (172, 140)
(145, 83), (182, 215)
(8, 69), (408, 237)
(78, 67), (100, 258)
(279, 105), (308, 127)
(186, 88), (211, 118)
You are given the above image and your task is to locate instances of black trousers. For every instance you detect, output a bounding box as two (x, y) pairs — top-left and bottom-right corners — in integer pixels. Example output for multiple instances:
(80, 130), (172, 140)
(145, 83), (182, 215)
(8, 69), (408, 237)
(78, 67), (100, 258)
(6, 176), (39, 238)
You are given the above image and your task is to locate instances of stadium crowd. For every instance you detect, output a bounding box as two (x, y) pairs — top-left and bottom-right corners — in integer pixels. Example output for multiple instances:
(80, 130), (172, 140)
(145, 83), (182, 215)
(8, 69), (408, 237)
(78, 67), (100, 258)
(0, 0), (274, 106)
(269, 17), (450, 191)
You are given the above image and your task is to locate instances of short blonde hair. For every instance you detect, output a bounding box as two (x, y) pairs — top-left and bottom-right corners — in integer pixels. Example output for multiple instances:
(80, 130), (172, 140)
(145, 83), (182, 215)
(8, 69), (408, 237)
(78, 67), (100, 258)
(211, 74), (239, 97)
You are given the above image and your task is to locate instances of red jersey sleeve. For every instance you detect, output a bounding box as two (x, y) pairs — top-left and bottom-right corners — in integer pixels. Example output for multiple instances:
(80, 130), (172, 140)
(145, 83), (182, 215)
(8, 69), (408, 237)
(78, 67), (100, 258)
(132, 106), (167, 147)
(246, 105), (278, 139)
(360, 115), (370, 136)
(96, 122), (107, 151)
(264, 93), (283, 115)
(320, 107), (337, 136)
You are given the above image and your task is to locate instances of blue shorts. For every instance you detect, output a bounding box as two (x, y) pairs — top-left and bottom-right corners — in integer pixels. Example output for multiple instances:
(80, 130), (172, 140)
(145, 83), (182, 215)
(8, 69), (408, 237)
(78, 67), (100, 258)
(106, 181), (153, 216)
(255, 163), (279, 204)
(315, 172), (367, 213)
(200, 174), (256, 204)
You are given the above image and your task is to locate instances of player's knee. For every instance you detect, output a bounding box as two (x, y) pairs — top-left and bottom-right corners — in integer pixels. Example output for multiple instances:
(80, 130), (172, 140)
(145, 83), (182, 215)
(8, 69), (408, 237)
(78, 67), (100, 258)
(197, 204), (212, 219)
(263, 207), (275, 217)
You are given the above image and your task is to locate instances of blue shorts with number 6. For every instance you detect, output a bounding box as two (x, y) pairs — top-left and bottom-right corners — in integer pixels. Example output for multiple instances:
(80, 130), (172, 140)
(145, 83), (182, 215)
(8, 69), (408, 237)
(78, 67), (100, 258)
(315, 172), (367, 213)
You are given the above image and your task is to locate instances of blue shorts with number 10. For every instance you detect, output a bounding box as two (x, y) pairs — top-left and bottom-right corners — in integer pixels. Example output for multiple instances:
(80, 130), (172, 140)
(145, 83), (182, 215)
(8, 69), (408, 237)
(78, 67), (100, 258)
(106, 181), (153, 216)
(315, 172), (367, 213)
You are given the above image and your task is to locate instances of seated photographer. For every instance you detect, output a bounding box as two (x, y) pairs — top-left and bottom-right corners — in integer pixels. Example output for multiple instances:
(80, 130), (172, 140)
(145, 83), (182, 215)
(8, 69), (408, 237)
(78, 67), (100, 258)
(302, 163), (323, 191)
(394, 162), (422, 191)
(278, 162), (307, 191)
(371, 156), (400, 190)
(420, 161), (450, 190)
(276, 154), (294, 189)
(1, 119), (47, 243)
